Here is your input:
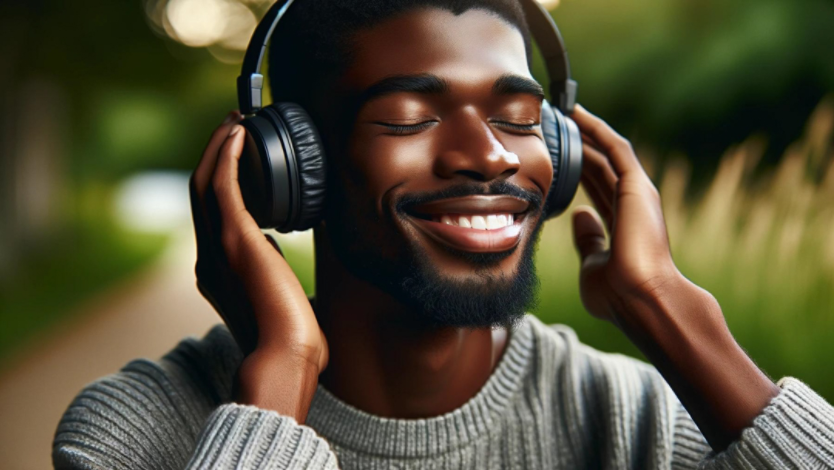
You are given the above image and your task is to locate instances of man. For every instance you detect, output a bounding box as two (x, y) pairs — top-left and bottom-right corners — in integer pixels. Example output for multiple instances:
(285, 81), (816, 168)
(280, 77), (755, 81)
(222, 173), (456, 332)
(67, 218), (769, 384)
(53, 0), (834, 468)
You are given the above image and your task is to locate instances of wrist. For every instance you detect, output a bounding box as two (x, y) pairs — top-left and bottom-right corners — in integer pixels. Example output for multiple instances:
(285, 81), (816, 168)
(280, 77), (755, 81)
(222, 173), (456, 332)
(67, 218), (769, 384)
(613, 273), (728, 347)
(235, 346), (321, 423)
(613, 273), (780, 450)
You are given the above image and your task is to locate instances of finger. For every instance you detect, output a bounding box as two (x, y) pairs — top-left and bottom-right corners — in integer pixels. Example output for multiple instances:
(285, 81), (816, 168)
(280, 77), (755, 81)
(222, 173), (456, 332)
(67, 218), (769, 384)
(582, 143), (618, 199)
(190, 174), (211, 251)
(581, 133), (602, 151)
(572, 205), (608, 263)
(581, 145), (618, 228)
(190, 111), (240, 255)
(192, 112), (243, 254)
(579, 173), (613, 236)
(193, 111), (242, 199)
(212, 125), (262, 256)
(572, 104), (650, 181)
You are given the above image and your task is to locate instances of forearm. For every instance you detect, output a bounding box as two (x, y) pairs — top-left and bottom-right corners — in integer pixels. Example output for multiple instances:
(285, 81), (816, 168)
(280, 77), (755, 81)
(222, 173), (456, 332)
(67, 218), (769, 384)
(614, 274), (780, 451)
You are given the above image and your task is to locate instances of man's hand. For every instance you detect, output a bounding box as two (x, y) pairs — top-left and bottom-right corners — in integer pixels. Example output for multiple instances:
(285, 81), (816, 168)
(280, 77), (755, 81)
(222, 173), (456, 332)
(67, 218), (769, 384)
(568, 104), (780, 451)
(189, 111), (328, 421)
(568, 104), (683, 326)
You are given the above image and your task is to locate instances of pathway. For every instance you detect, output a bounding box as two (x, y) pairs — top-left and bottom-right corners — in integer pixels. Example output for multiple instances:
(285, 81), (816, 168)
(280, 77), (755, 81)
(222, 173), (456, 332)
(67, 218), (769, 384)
(0, 230), (220, 470)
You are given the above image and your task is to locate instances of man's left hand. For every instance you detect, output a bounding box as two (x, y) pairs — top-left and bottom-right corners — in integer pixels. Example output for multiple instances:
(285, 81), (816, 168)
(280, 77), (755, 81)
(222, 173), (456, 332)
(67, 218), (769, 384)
(568, 104), (688, 326)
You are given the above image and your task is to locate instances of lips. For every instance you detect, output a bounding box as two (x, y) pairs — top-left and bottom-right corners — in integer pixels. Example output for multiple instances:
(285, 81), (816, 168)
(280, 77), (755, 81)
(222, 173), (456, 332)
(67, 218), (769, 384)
(404, 195), (530, 253)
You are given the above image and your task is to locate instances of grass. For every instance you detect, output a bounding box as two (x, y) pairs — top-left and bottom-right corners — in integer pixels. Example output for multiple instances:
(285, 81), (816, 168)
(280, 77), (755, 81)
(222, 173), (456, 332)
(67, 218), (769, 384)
(275, 97), (834, 403)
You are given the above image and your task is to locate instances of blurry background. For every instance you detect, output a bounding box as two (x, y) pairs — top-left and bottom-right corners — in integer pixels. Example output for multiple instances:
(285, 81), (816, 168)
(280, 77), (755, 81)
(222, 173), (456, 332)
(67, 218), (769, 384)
(0, 0), (832, 468)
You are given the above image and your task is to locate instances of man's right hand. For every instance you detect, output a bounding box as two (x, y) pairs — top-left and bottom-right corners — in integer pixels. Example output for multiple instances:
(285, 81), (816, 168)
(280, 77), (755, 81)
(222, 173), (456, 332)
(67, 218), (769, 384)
(188, 111), (328, 421)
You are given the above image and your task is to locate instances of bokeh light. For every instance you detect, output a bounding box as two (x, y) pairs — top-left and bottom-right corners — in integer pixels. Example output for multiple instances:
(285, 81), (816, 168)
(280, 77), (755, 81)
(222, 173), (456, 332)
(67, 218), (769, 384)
(536, 0), (561, 9)
(113, 171), (191, 233)
(146, 0), (259, 62)
(146, 0), (563, 62)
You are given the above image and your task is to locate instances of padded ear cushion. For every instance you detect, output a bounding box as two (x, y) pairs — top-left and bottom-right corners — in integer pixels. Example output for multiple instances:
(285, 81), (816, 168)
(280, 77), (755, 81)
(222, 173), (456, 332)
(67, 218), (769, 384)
(540, 100), (562, 219)
(273, 102), (327, 231)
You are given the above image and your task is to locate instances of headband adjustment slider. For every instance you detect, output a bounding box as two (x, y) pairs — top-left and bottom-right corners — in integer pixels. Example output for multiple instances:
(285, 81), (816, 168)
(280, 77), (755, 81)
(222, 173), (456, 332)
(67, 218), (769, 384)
(552, 79), (577, 114)
(237, 73), (264, 115)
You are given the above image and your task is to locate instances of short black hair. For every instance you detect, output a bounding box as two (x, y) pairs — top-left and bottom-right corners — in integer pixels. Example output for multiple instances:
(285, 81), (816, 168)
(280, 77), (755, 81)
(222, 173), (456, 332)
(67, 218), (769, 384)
(267, 0), (532, 124)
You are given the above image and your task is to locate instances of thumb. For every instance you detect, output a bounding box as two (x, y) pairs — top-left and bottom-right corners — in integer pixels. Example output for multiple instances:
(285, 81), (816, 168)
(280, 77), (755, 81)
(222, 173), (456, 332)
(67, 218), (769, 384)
(572, 205), (607, 262)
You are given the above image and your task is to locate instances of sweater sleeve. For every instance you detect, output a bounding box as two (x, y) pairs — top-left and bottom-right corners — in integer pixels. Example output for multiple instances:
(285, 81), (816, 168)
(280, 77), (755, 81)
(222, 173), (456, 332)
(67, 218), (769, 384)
(670, 402), (712, 469)
(184, 404), (338, 469)
(700, 377), (834, 469)
(670, 377), (834, 470)
(52, 363), (340, 470)
(52, 327), (341, 470)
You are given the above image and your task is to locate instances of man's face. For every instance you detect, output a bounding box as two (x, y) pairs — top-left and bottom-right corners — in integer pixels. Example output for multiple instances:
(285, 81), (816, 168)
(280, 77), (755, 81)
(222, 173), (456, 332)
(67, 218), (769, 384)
(324, 8), (553, 327)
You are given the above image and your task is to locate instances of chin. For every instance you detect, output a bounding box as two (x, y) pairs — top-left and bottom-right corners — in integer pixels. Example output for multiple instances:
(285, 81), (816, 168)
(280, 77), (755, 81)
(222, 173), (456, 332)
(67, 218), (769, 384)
(390, 221), (543, 329)
(438, 245), (518, 267)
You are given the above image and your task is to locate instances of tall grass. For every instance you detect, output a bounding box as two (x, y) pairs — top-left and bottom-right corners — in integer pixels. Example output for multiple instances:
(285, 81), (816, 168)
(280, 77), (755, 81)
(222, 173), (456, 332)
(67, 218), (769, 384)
(535, 97), (834, 401)
(275, 98), (834, 400)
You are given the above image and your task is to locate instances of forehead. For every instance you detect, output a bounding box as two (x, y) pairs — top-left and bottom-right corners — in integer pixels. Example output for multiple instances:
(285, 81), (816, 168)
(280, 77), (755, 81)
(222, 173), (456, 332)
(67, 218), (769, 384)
(342, 8), (531, 91)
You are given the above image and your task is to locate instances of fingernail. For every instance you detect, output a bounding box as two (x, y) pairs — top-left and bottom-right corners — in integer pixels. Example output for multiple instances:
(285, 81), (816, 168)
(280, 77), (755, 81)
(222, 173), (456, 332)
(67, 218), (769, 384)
(230, 125), (243, 136)
(223, 110), (241, 124)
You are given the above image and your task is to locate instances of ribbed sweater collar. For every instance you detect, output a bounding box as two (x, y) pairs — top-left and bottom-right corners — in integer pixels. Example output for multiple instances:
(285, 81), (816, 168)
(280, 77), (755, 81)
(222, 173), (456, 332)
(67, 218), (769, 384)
(304, 315), (535, 458)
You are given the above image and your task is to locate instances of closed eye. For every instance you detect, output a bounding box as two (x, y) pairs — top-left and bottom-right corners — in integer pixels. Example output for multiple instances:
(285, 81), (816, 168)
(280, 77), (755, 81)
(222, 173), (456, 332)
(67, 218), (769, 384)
(374, 120), (438, 135)
(491, 120), (540, 133)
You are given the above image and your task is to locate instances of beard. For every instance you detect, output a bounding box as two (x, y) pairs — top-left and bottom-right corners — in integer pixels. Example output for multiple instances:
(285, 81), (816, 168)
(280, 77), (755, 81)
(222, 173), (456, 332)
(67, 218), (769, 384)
(326, 179), (545, 329)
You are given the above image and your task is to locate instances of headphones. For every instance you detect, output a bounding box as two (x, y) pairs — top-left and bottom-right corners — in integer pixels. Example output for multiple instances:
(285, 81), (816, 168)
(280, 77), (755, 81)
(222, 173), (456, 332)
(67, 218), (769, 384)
(236, 0), (583, 232)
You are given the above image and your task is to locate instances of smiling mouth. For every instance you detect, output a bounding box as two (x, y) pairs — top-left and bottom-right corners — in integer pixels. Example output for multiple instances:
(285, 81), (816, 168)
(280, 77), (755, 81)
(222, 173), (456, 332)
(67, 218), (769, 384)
(403, 195), (530, 253)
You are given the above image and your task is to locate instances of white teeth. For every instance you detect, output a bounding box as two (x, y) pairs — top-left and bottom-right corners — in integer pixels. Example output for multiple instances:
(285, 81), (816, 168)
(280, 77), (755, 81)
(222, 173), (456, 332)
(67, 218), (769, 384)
(486, 215), (501, 230)
(471, 215), (487, 229)
(431, 213), (517, 229)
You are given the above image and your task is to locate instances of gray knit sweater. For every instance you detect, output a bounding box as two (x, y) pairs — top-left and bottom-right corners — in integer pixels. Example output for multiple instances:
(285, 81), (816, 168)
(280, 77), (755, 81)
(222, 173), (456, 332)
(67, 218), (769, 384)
(53, 314), (834, 469)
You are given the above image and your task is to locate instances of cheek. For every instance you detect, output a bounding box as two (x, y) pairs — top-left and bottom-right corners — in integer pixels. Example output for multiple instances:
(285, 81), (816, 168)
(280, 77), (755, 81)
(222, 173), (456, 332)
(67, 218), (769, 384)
(508, 136), (553, 196)
(348, 130), (436, 203)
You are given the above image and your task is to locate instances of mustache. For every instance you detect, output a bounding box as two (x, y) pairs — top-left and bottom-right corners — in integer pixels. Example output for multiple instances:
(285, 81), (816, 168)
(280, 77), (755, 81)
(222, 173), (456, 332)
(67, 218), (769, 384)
(395, 180), (544, 215)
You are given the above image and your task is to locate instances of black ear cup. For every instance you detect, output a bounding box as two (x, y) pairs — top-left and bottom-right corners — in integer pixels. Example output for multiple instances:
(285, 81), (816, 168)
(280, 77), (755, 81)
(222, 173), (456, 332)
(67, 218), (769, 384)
(270, 103), (326, 231)
(541, 100), (583, 219)
(540, 100), (562, 215)
(238, 103), (327, 232)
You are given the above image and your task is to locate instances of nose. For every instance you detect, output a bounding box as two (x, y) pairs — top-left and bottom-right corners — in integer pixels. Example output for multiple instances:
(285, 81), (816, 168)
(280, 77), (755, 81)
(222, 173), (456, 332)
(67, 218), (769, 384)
(433, 113), (521, 182)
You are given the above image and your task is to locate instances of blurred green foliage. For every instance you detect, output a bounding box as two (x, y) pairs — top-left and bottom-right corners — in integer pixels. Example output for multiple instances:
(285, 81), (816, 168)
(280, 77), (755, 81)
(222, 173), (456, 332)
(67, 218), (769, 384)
(0, 184), (168, 362)
(545, 0), (834, 188)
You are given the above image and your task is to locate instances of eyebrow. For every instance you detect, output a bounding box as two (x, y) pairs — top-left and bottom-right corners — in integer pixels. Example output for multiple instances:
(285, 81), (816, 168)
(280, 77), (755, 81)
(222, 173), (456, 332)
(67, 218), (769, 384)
(492, 74), (545, 100)
(356, 74), (450, 108)
(355, 73), (545, 109)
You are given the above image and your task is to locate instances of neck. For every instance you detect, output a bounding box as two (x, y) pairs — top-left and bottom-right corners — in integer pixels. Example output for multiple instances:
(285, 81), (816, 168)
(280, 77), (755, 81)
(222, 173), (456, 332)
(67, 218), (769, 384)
(312, 228), (508, 419)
